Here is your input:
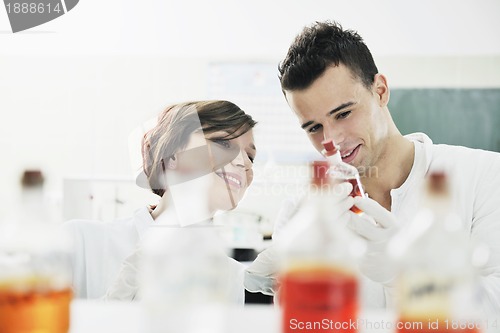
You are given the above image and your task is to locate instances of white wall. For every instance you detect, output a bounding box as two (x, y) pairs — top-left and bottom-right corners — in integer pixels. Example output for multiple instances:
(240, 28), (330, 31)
(1, 0), (500, 57)
(0, 56), (209, 217)
(1, 0), (500, 221)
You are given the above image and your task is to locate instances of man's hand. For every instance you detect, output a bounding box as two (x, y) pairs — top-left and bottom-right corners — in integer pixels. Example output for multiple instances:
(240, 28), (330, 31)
(348, 196), (399, 285)
(245, 182), (355, 296)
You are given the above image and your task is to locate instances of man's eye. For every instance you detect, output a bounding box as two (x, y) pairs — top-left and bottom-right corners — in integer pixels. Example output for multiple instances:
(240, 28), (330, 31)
(335, 111), (351, 120)
(308, 124), (322, 134)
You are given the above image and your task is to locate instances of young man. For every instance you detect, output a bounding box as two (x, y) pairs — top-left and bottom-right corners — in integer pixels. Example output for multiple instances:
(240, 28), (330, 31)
(245, 21), (500, 314)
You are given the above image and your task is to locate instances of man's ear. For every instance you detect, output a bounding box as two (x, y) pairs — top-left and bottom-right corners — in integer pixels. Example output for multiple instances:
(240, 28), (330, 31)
(373, 73), (390, 107)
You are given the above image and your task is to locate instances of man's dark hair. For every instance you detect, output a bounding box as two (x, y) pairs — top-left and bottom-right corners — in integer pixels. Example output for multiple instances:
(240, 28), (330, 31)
(278, 21), (378, 91)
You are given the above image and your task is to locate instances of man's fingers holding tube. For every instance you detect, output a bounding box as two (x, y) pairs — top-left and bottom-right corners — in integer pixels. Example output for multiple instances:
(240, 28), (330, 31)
(347, 196), (398, 242)
(331, 181), (353, 201)
(335, 195), (355, 215)
(347, 212), (384, 241)
(352, 196), (396, 229)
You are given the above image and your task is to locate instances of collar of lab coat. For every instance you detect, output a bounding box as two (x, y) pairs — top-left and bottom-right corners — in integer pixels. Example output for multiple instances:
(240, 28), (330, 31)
(133, 207), (155, 239)
(389, 132), (433, 202)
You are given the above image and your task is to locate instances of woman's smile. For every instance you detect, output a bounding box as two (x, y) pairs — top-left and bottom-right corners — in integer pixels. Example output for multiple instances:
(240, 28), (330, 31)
(215, 170), (243, 189)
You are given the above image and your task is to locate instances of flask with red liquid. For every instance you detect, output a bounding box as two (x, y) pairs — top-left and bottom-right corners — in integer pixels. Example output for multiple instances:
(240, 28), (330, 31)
(321, 139), (366, 214)
(279, 161), (362, 333)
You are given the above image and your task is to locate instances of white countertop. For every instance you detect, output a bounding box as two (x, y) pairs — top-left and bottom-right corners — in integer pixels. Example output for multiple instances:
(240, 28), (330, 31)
(69, 300), (279, 333)
(69, 300), (499, 333)
(69, 300), (401, 333)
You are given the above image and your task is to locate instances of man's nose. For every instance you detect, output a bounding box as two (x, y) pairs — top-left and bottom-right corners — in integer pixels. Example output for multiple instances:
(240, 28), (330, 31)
(323, 123), (344, 145)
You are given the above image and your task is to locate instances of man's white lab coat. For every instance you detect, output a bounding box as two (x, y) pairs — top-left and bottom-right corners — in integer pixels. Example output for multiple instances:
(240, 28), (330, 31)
(391, 132), (500, 313)
(246, 132), (500, 314)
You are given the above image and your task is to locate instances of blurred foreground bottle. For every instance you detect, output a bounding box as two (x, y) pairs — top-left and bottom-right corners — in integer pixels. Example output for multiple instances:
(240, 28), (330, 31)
(279, 161), (363, 333)
(390, 172), (484, 333)
(140, 215), (232, 333)
(0, 170), (72, 333)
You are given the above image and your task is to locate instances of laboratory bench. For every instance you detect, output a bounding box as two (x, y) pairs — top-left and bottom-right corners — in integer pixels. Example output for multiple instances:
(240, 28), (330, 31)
(69, 300), (279, 333)
(69, 300), (500, 333)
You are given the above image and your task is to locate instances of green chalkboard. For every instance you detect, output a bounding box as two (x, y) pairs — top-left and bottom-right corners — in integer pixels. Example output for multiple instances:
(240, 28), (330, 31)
(388, 89), (500, 152)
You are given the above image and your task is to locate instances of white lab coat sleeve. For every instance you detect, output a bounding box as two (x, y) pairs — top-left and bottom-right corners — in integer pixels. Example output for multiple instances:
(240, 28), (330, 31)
(244, 195), (304, 296)
(470, 151), (500, 315)
(272, 195), (304, 241)
(103, 246), (141, 301)
(226, 257), (245, 305)
(60, 220), (87, 298)
(61, 218), (125, 299)
(104, 245), (245, 304)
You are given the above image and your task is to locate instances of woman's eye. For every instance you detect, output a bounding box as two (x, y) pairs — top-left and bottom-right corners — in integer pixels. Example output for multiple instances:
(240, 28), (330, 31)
(308, 124), (322, 134)
(212, 139), (231, 149)
(248, 155), (255, 164)
(335, 111), (351, 120)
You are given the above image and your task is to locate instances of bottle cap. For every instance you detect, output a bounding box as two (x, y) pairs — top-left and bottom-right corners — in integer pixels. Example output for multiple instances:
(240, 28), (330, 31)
(21, 170), (44, 188)
(427, 171), (448, 195)
(321, 139), (338, 156)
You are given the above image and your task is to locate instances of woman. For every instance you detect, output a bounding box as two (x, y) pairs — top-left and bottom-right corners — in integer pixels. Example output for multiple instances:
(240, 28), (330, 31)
(64, 100), (257, 302)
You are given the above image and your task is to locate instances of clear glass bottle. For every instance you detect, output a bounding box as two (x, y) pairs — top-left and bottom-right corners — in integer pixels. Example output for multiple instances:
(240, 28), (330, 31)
(279, 161), (363, 333)
(321, 139), (366, 214)
(0, 170), (73, 333)
(390, 172), (483, 333)
(140, 213), (232, 333)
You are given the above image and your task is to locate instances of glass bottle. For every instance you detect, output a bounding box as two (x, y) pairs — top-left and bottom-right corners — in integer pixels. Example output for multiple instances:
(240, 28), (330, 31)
(279, 161), (363, 333)
(321, 139), (366, 214)
(139, 208), (232, 333)
(0, 170), (73, 333)
(390, 172), (483, 333)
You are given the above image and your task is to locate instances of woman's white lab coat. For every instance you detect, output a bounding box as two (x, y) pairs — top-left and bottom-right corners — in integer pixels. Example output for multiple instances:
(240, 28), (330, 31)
(63, 207), (245, 304)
